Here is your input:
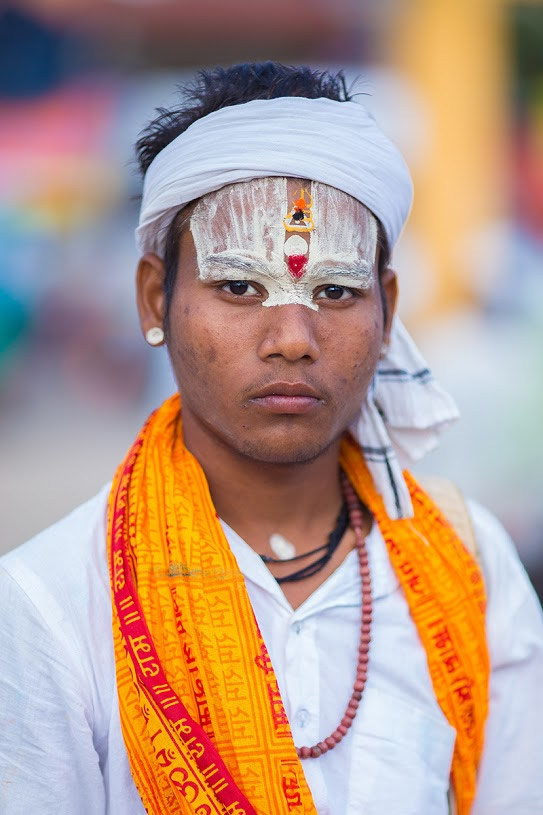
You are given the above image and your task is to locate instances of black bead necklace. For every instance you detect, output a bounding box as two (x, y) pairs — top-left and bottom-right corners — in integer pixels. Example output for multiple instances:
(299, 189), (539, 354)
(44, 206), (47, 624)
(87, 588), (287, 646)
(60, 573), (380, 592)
(260, 502), (349, 584)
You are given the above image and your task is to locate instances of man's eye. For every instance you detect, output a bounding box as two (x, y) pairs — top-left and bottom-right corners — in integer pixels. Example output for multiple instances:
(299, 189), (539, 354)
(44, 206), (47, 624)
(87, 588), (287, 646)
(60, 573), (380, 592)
(315, 285), (354, 301)
(222, 281), (259, 297)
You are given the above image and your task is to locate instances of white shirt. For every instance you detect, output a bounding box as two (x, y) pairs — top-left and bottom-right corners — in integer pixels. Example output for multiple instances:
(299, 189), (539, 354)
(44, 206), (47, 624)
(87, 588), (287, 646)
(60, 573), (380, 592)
(1, 485), (542, 815)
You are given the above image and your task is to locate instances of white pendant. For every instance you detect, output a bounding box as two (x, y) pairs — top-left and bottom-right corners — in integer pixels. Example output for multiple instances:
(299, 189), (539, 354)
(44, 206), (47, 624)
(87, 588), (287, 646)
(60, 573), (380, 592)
(269, 533), (296, 560)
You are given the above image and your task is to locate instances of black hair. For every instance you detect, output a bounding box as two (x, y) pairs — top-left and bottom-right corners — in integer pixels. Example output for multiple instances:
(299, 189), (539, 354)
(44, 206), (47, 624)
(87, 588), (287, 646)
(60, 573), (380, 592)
(135, 62), (352, 177)
(135, 61), (390, 327)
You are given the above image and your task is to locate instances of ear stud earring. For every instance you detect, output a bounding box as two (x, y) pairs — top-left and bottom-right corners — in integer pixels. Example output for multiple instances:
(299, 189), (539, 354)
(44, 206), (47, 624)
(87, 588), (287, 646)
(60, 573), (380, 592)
(145, 327), (165, 346)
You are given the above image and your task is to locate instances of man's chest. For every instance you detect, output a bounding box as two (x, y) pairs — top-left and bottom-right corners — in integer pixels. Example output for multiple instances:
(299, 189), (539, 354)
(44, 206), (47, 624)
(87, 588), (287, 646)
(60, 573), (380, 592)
(225, 527), (456, 813)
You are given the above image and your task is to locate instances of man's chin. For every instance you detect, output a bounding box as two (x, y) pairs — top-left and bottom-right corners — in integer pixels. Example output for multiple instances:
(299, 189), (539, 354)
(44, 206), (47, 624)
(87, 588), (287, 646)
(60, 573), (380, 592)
(185, 406), (351, 466)
(230, 432), (341, 466)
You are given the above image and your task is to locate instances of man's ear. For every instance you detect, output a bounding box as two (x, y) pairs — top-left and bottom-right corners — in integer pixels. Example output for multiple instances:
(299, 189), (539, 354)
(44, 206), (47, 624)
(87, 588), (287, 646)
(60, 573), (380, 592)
(136, 253), (167, 340)
(380, 266), (398, 345)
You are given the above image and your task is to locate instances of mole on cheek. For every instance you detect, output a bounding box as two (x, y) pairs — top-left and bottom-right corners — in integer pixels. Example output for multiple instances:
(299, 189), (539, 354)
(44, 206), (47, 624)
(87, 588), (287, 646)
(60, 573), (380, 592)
(173, 341), (201, 377)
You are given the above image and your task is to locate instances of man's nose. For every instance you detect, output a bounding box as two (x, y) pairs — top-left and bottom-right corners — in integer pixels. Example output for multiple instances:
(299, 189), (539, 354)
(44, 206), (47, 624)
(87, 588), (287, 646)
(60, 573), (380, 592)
(257, 304), (320, 363)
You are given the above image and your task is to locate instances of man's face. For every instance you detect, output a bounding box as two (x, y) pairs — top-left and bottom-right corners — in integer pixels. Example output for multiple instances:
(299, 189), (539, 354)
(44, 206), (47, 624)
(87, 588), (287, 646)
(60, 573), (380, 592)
(163, 177), (395, 464)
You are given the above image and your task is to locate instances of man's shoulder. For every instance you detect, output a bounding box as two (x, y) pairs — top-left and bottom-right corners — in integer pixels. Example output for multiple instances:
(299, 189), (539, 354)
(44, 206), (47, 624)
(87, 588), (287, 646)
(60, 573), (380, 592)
(0, 484), (111, 628)
(419, 475), (521, 570)
(418, 477), (535, 609)
(465, 498), (514, 551)
(0, 485), (117, 752)
(465, 497), (539, 611)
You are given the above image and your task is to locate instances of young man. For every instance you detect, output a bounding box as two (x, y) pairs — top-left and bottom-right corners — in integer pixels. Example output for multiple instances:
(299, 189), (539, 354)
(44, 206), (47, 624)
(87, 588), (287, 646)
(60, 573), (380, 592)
(1, 63), (542, 815)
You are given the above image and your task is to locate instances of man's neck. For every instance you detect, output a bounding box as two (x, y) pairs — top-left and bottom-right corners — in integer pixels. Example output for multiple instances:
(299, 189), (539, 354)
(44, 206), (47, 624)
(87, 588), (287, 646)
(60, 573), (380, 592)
(182, 414), (344, 557)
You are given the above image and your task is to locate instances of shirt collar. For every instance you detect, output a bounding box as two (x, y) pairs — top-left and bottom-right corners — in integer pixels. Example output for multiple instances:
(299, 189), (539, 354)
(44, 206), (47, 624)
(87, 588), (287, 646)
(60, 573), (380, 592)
(220, 519), (400, 617)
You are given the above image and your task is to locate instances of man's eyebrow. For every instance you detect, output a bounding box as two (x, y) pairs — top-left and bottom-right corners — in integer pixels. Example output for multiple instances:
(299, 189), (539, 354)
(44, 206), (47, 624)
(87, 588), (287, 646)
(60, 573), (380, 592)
(310, 260), (372, 277)
(202, 252), (270, 276)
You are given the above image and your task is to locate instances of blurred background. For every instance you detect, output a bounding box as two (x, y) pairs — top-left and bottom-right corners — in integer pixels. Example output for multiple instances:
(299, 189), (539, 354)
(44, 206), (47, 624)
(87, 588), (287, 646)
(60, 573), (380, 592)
(0, 1), (542, 596)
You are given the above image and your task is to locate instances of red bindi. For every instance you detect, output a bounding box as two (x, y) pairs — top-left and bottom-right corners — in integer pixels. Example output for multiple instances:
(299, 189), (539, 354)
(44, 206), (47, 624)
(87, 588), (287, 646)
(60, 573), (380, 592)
(287, 254), (308, 279)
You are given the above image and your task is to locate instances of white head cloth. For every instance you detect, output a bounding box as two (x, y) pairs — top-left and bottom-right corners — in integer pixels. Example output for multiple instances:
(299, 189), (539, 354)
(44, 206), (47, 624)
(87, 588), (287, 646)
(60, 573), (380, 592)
(137, 96), (458, 518)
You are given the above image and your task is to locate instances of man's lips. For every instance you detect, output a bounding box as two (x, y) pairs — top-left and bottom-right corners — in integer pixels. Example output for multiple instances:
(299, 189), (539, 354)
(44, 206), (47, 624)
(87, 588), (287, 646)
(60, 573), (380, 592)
(248, 382), (323, 414)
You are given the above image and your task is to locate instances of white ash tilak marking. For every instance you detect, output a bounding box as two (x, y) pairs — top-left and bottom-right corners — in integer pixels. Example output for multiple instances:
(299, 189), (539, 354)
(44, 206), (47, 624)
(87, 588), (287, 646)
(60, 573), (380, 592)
(190, 178), (378, 310)
(283, 234), (308, 257)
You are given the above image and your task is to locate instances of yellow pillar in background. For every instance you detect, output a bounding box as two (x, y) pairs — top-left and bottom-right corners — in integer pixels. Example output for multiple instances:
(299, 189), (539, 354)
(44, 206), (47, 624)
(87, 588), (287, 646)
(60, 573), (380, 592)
(388, 0), (508, 321)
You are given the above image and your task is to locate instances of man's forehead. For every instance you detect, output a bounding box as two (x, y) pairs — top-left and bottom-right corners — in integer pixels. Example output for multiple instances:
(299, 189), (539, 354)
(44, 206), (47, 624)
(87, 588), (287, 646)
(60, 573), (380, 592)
(190, 177), (369, 222)
(189, 177), (377, 265)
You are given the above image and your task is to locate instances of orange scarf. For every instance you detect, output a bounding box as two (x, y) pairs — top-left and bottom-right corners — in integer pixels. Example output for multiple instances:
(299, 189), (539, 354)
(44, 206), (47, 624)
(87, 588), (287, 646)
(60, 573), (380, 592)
(108, 394), (489, 815)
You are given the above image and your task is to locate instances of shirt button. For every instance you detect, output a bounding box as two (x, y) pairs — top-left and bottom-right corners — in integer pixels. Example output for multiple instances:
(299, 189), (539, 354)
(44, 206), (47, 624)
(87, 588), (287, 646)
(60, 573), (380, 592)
(293, 622), (303, 635)
(296, 708), (309, 729)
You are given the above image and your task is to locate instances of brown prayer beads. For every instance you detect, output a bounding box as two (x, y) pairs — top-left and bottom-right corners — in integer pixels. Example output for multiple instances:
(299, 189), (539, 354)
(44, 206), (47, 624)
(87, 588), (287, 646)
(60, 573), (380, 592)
(295, 473), (372, 759)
